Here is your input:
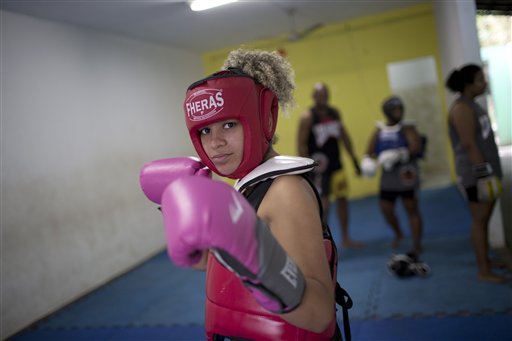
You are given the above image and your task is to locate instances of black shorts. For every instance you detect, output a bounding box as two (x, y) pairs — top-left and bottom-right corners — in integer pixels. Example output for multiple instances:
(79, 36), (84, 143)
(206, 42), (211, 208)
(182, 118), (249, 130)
(464, 186), (479, 202)
(379, 189), (416, 203)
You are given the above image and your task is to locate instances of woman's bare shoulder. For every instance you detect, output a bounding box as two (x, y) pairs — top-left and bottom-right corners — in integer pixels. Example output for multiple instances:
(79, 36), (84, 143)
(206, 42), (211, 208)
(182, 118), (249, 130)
(259, 175), (319, 222)
(269, 175), (316, 200)
(450, 99), (473, 116)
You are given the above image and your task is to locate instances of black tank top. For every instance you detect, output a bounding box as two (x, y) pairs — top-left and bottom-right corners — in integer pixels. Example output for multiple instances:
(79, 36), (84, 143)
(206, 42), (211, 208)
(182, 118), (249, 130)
(307, 107), (343, 173)
(242, 173), (352, 341)
(448, 96), (502, 187)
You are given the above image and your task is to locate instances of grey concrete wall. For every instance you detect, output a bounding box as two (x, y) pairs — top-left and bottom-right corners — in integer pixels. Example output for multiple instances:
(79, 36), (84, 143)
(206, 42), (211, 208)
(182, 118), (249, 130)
(1, 10), (202, 338)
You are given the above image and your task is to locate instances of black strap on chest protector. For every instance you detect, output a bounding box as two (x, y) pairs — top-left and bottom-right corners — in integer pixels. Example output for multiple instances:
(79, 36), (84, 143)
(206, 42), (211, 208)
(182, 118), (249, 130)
(243, 173), (352, 341)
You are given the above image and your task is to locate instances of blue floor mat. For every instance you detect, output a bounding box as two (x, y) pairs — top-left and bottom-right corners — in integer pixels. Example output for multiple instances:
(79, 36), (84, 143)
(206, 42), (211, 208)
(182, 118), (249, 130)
(329, 185), (472, 246)
(12, 325), (206, 341)
(339, 236), (512, 320)
(350, 313), (512, 341)
(10, 185), (512, 341)
(32, 253), (206, 329)
(14, 314), (512, 341)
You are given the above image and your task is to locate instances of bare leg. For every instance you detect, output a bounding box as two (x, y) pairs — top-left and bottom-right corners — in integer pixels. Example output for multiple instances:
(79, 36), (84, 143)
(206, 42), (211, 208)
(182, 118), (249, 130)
(337, 197), (363, 248)
(379, 199), (404, 249)
(402, 197), (423, 257)
(468, 200), (506, 283)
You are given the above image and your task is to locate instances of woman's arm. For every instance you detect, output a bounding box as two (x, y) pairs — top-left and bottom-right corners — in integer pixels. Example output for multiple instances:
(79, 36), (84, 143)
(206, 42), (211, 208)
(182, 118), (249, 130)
(297, 111), (312, 157)
(258, 175), (334, 333)
(365, 128), (379, 158)
(191, 250), (208, 271)
(340, 124), (361, 175)
(402, 125), (422, 157)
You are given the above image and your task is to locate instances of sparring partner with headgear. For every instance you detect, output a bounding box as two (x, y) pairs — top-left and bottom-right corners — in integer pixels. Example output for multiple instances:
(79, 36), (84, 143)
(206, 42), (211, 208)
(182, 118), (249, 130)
(140, 49), (350, 340)
(446, 64), (505, 283)
(361, 96), (425, 257)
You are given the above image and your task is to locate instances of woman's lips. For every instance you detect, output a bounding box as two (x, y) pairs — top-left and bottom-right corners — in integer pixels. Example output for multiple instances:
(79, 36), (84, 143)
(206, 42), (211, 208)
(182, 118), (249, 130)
(211, 153), (230, 165)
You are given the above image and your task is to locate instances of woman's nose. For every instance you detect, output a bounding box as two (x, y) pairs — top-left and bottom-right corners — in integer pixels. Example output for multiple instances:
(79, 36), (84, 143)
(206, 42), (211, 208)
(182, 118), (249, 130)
(209, 128), (226, 148)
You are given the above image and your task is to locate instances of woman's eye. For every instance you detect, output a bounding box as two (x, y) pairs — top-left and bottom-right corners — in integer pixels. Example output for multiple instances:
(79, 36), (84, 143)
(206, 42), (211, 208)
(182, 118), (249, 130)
(200, 127), (210, 135)
(224, 122), (236, 129)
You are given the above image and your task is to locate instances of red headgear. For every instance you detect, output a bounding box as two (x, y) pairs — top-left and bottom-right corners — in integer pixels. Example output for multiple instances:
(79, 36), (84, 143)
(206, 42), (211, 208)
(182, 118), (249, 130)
(184, 69), (278, 179)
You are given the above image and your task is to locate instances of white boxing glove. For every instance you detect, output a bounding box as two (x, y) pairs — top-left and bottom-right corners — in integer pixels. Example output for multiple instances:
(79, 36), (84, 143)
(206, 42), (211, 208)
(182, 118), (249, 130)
(378, 148), (409, 171)
(360, 155), (377, 177)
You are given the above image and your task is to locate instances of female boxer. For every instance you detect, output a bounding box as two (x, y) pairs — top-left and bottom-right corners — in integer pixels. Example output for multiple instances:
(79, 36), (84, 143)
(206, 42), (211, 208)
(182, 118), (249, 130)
(360, 96), (424, 257)
(140, 49), (349, 340)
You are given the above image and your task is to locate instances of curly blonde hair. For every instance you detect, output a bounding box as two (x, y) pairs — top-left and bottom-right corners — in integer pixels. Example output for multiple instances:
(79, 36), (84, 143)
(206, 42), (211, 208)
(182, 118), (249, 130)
(222, 48), (295, 114)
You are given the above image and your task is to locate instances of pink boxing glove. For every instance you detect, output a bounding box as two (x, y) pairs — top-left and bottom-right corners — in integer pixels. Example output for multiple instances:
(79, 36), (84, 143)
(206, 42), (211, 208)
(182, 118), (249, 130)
(139, 156), (211, 204)
(161, 176), (306, 313)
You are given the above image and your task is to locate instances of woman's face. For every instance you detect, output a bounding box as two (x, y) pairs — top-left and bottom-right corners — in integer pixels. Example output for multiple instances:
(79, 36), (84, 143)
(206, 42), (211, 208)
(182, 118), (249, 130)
(388, 106), (404, 124)
(200, 119), (244, 176)
(313, 86), (329, 107)
(470, 70), (488, 96)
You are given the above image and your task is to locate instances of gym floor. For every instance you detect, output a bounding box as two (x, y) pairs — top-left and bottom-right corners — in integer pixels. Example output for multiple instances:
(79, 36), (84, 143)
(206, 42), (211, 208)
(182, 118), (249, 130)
(10, 181), (512, 341)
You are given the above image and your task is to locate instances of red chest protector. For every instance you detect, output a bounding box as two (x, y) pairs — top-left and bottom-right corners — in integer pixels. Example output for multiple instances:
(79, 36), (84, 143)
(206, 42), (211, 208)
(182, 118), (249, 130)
(204, 157), (343, 341)
(205, 240), (338, 341)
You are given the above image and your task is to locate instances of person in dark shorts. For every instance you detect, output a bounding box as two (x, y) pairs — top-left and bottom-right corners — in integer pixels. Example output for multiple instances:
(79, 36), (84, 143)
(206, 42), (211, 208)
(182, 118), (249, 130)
(297, 82), (363, 249)
(446, 63), (505, 283)
(361, 96), (424, 256)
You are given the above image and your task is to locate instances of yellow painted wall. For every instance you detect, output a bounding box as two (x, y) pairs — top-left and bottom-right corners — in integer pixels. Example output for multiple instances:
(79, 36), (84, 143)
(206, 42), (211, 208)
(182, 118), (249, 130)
(202, 3), (453, 198)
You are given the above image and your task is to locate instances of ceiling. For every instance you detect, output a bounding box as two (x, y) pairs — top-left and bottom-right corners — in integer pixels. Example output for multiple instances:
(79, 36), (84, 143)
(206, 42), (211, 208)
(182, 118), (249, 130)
(1, 0), (430, 53)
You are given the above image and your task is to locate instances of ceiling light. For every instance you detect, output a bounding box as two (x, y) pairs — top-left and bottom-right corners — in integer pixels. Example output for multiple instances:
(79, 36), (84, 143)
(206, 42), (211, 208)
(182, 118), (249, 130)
(189, 0), (238, 12)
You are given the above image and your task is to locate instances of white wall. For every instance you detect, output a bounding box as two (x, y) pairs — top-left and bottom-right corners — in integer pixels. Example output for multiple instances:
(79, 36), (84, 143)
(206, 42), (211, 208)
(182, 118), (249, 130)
(433, 1), (482, 102)
(1, 10), (202, 338)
